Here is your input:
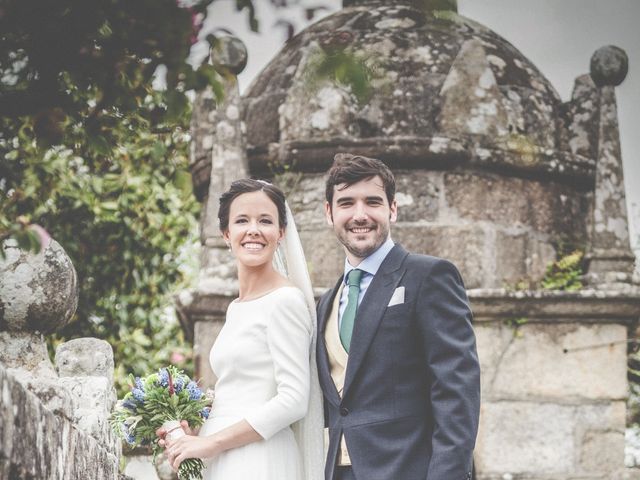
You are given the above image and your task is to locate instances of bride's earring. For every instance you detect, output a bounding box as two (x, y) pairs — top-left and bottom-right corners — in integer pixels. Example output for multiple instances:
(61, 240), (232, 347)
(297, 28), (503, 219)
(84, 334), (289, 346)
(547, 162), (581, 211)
(226, 242), (231, 251)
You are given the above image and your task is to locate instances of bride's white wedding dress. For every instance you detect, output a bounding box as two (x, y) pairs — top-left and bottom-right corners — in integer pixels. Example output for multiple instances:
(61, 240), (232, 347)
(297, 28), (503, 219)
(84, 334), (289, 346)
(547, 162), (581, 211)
(198, 286), (312, 480)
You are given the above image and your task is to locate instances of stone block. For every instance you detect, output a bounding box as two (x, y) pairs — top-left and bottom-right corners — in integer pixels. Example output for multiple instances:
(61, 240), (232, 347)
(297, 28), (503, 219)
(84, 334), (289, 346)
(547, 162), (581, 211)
(286, 174), (327, 228)
(576, 402), (626, 432)
(298, 228), (346, 290)
(0, 331), (75, 419)
(443, 171), (588, 237)
(0, 331), (57, 374)
(395, 224), (487, 288)
(494, 231), (528, 284)
(494, 231), (556, 286)
(580, 430), (625, 473)
(20, 373), (75, 420)
(476, 323), (628, 401)
(477, 401), (625, 477)
(394, 171), (440, 223)
(56, 337), (114, 382)
(54, 338), (118, 450)
(617, 469), (640, 480)
(199, 245), (237, 293)
(476, 401), (575, 474)
(59, 376), (115, 435)
(199, 192), (222, 243)
(244, 92), (286, 146)
(194, 320), (224, 390)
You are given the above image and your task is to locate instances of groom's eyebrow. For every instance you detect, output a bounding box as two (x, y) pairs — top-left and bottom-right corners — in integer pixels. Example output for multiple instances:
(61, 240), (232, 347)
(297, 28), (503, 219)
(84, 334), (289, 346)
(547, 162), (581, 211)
(335, 196), (354, 205)
(335, 195), (384, 205)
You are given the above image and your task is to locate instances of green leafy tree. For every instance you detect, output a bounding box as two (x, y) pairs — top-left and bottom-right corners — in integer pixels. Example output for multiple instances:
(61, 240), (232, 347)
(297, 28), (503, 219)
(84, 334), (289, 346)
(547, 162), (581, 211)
(1, 0), (223, 246)
(2, 89), (201, 394)
(0, 0), (225, 394)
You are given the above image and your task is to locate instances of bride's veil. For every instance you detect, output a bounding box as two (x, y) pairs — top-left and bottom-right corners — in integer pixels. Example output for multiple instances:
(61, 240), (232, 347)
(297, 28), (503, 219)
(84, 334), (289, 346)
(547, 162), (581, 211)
(273, 202), (325, 480)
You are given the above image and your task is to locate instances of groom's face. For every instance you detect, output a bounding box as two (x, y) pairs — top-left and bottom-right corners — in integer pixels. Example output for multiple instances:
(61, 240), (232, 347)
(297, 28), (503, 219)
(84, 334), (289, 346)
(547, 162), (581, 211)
(325, 175), (397, 264)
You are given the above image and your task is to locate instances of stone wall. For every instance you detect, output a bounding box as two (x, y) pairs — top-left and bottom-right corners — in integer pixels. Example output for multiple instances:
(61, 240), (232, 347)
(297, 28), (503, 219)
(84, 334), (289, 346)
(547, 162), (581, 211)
(470, 289), (640, 480)
(282, 169), (588, 291)
(0, 363), (122, 480)
(0, 240), (124, 479)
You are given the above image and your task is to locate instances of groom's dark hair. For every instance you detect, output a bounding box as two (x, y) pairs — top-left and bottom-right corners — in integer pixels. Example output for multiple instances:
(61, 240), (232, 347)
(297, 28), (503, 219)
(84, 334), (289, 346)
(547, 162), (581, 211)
(325, 153), (396, 208)
(218, 179), (287, 232)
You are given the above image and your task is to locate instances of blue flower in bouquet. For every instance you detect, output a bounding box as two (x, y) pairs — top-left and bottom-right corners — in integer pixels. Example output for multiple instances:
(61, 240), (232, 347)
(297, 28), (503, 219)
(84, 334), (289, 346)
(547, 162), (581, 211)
(120, 424), (136, 445)
(201, 406), (211, 419)
(132, 387), (146, 402)
(186, 381), (203, 400)
(122, 398), (137, 412)
(174, 376), (185, 393)
(158, 368), (170, 387)
(134, 377), (144, 390)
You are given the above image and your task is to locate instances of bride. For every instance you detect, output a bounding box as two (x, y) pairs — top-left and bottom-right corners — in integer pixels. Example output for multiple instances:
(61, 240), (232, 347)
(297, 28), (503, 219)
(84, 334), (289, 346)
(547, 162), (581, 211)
(160, 179), (324, 480)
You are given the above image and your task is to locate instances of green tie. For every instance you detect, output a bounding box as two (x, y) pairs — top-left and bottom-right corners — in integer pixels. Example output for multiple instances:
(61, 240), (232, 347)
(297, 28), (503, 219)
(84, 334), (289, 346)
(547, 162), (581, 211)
(340, 269), (363, 353)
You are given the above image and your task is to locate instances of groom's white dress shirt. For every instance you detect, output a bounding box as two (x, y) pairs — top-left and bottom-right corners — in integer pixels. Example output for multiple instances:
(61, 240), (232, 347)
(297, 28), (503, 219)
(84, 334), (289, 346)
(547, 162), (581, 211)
(338, 237), (395, 329)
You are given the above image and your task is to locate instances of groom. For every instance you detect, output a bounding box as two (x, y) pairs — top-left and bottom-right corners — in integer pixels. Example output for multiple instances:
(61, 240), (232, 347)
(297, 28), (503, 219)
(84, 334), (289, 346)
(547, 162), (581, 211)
(316, 154), (481, 480)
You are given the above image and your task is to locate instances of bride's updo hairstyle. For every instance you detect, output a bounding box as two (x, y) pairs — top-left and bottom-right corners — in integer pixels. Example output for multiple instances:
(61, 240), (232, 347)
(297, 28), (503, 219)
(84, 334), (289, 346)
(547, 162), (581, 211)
(218, 179), (288, 232)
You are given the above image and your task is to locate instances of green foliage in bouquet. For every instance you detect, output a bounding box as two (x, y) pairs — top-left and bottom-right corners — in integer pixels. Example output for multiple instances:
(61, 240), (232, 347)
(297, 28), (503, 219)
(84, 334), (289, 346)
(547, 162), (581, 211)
(111, 366), (212, 480)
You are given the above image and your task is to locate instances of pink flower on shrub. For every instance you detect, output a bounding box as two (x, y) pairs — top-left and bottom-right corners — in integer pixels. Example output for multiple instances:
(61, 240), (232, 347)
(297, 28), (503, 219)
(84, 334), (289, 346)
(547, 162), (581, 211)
(171, 351), (186, 364)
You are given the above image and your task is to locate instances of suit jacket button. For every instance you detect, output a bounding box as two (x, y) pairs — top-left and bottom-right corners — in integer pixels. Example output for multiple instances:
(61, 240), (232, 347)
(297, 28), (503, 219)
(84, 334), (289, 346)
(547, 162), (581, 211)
(340, 407), (349, 416)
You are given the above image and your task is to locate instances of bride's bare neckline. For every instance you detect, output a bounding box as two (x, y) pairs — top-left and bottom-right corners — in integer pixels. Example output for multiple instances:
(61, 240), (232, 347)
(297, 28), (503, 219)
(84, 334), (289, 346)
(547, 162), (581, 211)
(233, 285), (296, 304)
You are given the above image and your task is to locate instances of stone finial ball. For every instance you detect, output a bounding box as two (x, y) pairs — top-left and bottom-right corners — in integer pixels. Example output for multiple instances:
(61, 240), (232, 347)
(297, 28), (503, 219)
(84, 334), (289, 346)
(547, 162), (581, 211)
(590, 45), (629, 87)
(55, 338), (114, 382)
(210, 36), (248, 75)
(0, 239), (78, 333)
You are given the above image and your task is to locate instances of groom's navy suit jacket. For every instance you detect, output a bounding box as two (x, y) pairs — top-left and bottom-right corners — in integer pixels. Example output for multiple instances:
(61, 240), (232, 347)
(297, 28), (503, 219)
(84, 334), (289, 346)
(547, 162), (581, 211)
(317, 244), (481, 480)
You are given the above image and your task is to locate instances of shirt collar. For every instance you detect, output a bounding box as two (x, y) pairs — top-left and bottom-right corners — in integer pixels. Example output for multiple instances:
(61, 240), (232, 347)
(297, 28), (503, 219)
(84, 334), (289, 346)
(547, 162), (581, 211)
(343, 237), (395, 281)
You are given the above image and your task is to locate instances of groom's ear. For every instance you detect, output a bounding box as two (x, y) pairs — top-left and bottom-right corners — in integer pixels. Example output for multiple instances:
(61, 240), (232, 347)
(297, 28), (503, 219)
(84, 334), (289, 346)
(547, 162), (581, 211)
(324, 201), (334, 225)
(389, 199), (398, 223)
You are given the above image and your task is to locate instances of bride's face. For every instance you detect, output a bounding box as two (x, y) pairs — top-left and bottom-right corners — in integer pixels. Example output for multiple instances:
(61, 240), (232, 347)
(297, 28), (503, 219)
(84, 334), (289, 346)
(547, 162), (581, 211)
(223, 191), (284, 268)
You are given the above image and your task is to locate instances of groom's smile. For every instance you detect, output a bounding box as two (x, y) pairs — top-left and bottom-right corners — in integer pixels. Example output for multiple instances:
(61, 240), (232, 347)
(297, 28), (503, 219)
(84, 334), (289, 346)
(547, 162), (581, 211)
(349, 226), (374, 234)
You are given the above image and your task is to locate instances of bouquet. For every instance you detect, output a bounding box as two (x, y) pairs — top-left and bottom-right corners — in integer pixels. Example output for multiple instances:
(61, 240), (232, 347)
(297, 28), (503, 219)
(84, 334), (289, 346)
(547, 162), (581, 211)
(110, 366), (212, 480)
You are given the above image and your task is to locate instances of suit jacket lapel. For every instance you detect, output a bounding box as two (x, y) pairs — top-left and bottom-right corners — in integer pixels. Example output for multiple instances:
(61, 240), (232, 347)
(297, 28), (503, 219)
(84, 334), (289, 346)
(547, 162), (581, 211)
(342, 244), (409, 399)
(317, 276), (343, 407)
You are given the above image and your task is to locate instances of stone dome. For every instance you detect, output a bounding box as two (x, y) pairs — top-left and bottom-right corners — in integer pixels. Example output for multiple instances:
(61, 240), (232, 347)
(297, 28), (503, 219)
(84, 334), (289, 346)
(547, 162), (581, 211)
(188, 0), (617, 291)
(241, 1), (593, 182)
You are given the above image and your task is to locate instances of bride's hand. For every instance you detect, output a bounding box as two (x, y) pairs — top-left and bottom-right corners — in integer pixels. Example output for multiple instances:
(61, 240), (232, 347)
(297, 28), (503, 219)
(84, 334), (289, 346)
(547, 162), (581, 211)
(165, 434), (218, 471)
(156, 420), (198, 449)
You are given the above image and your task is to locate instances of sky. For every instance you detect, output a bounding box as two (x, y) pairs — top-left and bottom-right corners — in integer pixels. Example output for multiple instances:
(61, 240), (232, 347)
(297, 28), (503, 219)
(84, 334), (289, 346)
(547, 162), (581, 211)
(197, 0), (640, 250)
